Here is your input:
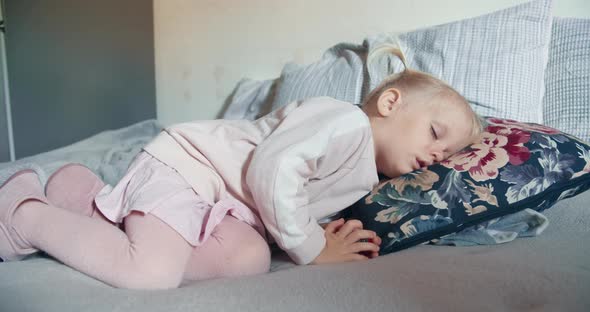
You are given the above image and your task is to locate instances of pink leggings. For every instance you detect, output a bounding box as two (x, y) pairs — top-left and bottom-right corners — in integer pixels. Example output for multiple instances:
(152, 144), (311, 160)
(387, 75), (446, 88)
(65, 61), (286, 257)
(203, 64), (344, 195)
(14, 201), (271, 289)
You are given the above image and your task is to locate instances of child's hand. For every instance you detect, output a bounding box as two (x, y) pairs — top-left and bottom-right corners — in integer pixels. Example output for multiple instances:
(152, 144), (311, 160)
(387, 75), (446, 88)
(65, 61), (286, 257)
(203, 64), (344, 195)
(311, 218), (381, 265)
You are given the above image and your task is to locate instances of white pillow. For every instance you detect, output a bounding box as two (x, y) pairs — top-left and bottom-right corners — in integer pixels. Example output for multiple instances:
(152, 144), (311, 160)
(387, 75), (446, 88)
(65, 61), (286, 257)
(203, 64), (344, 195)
(365, 0), (554, 123)
(222, 43), (366, 120)
(270, 43), (366, 110)
(543, 17), (590, 141)
(221, 78), (276, 120)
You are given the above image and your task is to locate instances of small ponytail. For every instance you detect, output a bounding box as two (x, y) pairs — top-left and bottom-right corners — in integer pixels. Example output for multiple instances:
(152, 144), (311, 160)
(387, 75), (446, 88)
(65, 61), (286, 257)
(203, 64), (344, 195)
(367, 42), (408, 71)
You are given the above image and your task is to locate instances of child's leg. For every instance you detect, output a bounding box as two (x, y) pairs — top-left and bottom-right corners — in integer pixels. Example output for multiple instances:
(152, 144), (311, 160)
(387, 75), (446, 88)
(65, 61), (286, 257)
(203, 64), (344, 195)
(183, 215), (271, 281)
(45, 163), (116, 226)
(42, 163), (271, 282)
(14, 201), (192, 289)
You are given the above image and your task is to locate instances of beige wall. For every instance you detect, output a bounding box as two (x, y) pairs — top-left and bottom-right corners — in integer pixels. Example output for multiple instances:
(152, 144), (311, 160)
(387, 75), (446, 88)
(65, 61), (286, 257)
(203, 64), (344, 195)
(154, 0), (590, 126)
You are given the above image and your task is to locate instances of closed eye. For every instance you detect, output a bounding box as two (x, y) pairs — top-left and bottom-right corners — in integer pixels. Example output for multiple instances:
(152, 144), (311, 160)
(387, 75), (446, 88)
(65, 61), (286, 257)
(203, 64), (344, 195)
(430, 125), (438, 140)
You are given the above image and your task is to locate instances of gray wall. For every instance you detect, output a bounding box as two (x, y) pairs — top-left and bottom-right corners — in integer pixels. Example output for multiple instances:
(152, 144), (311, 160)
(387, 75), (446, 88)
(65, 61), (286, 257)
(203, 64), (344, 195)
(0, 51), (8, 162)
(0, 13), (9, 163)
(4, 0), (156, 159)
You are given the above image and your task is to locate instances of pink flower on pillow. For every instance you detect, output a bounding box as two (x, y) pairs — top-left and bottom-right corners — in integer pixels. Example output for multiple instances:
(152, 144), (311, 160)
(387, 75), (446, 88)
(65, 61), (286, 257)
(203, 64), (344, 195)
(441, 122), (531, 181)
(485, 126), (531, 166)
(487, 118), (560, 135)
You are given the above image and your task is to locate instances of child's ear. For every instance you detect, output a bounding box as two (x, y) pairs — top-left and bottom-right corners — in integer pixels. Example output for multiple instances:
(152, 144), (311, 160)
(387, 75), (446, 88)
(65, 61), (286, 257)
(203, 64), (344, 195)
(376, 87), (402, 117)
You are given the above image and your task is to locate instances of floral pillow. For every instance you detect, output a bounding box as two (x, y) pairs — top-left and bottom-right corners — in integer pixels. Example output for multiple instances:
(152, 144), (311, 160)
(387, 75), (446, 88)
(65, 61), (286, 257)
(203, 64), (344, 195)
(343, 117), (590, 255)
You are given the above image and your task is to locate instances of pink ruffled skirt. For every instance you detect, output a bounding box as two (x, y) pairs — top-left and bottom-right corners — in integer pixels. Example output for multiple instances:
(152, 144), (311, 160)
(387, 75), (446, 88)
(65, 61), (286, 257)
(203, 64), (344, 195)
(94, 152), (266, 246)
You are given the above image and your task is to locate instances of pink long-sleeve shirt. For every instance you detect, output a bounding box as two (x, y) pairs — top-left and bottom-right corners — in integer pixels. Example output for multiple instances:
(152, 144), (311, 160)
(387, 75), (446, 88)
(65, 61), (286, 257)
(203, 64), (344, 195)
(143, 97), (379, 264)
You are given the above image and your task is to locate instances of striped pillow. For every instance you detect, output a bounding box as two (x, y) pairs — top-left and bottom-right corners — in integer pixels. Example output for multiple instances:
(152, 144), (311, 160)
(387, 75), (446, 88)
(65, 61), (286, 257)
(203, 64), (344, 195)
(365, 0), (554, 124)
(543, 17), (590, 142)
(270, 43), (366, 110)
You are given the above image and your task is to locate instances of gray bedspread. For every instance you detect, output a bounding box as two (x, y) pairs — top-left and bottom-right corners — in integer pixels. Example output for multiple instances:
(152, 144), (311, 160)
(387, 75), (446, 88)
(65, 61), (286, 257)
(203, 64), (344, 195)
(0, 189), (588, 312)
(0, 119), (162, 187)
(1, 120), (589, 312)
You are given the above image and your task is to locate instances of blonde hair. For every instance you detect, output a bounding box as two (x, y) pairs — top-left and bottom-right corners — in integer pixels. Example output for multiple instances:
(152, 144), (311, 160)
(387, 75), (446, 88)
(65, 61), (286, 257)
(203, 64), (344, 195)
(364, 44), (484, 142)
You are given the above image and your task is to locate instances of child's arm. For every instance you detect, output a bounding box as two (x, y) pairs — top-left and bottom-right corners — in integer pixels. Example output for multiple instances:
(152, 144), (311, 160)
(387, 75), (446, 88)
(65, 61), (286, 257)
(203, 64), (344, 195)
(245, 98), (377, 265)
(246, 125), (327, 265)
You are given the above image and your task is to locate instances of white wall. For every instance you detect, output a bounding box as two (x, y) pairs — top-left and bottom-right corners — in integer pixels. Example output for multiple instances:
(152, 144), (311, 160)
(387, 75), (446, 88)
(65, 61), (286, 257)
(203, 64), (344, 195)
(154, 0), (590, 126)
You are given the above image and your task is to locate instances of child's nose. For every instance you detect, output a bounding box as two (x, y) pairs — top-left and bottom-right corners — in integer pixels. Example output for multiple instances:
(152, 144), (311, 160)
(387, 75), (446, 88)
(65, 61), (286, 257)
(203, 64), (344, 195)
(428, 142), (446, 163)
(431, 150), (444, 163)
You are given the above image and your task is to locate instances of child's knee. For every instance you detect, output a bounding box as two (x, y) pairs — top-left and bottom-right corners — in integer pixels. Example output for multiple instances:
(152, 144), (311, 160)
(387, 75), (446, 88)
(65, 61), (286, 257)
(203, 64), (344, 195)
(183, 216), (271, 281)
(208, 216), (270, 277)
(114, 262), (184, 289)
(228, 233), (271, 276)
(212, 216), (271, 277)
(110, 247), (188, 289)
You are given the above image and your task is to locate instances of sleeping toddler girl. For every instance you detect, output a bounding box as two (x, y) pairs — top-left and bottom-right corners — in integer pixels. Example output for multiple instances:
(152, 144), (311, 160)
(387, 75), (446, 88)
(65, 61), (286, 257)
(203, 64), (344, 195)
(0, 47), (483, 289)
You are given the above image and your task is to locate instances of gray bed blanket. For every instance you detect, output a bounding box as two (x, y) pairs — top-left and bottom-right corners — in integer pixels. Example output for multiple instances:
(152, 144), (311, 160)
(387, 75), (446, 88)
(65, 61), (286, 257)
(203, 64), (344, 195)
(1, 189), (588, 312)
(0, 119), (162, 187)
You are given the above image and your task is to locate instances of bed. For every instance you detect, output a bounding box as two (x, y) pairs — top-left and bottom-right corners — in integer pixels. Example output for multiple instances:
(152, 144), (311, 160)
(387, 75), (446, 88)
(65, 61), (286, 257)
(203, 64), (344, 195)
(1, 0), (589, 311)
(0, 192), (588, 311)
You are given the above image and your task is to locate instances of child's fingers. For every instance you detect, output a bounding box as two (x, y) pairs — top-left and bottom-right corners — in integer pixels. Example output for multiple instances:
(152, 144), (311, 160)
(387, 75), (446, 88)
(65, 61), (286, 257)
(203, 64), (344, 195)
(370, 250), (379, 259)
(350, 241), (380, 254)
(374, 235), (382, 246)
(323, 218), (345, 234)
(335, 219), (363, 238)
(344, 229), (377, 244)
